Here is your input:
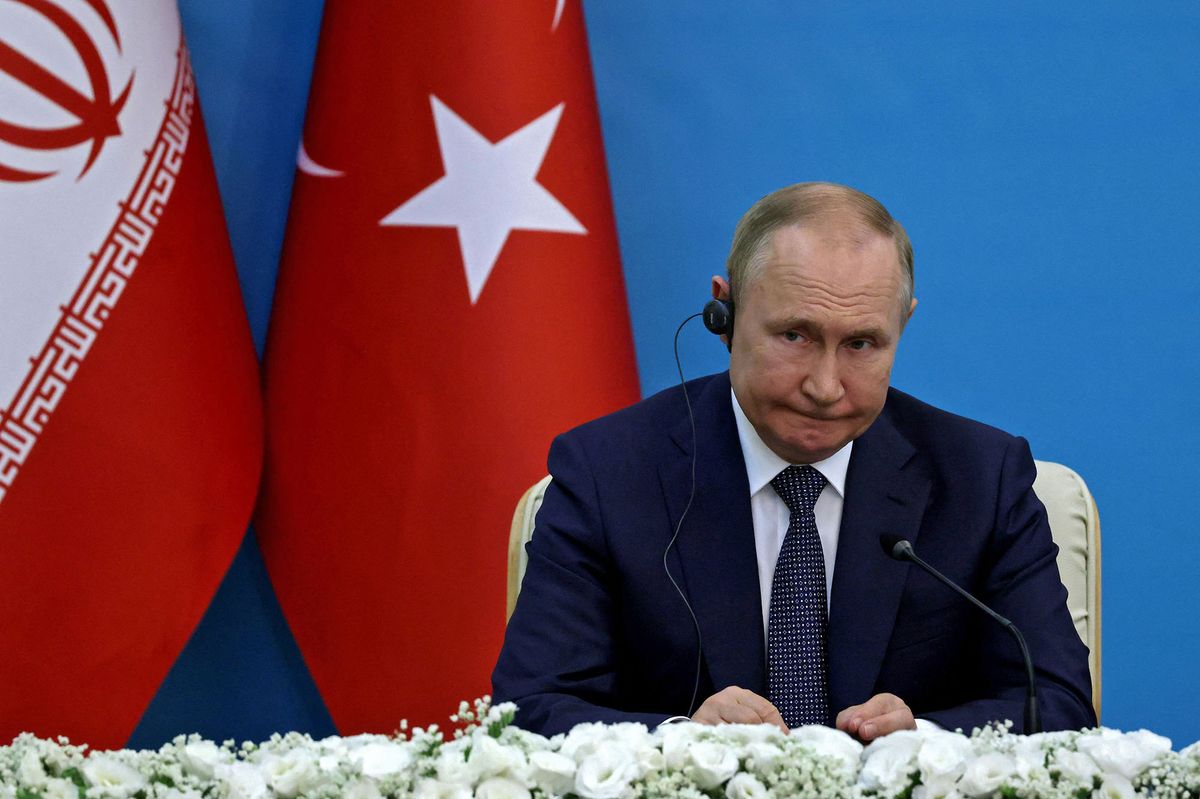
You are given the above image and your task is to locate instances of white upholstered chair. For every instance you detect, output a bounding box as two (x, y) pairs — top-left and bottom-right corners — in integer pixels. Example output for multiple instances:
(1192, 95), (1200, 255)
(507, 461), (1101, 718)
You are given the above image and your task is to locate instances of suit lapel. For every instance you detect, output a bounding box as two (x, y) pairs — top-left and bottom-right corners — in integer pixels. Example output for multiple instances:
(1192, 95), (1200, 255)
(659, 373), (767, 697)
(827, 397), (932, 713)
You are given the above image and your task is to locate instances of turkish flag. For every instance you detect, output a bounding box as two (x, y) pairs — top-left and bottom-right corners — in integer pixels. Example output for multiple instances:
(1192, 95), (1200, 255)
(0, 0), (261, 747)
(257, 2), (639, 732)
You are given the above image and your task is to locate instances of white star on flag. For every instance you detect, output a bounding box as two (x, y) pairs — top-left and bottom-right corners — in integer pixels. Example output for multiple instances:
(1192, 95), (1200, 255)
(381, 95), (586, 303)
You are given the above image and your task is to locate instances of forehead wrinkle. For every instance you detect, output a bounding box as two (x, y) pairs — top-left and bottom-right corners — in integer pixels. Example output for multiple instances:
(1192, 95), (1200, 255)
(760, 269), (900, 312)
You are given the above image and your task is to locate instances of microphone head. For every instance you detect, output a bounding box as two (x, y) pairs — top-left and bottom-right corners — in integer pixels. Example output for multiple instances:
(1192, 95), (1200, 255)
(879, 534), (914, 561)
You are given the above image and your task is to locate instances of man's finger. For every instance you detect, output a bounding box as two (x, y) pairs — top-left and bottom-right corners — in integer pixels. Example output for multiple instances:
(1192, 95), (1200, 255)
(733, 690), (788, 731)
(858, 707), (917, 741)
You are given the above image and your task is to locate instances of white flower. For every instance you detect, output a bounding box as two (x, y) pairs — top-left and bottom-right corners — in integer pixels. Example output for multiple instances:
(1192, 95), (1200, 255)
(160, 790), (202, 799)
(468, 735), (526, 781)
(858, 730), (923, 794)
(660, 723), (704, 769)
(343, 779), (383, 799)
(1052, 749), (1100, 783)
(216, 762), (268, 799)
(1093, 773), (1136, 799)
(742, 741), (784, 773)
(725, 772), (769, 799)
(790, 725), (863, 773)
(17, 749), (47, 786)
(916, 730), (973, 795)
(436, 748), (473, 786)
(260, 749), (322, 798)
(82, 754), (148, 796)
(957, 752), (1016, 797)
(573, 746), (640, 799)
(1076, 729), (1172, 780)
(474, 776), (532, 799)
(528, 750), (576, 795)
(354, 741), (414, 778)
(42, 778), (78, 799)
(1010, 736), (1048, 779)
(686, 741), (739, 789)
(717, 724), (785, 746)
(559, 722), (651, 765)
(179, 740), (223, 779)
(414, 778), (473, 799)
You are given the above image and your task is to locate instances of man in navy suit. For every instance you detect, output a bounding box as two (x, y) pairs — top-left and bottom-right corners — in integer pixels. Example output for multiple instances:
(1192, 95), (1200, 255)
(492, 183), (1095, 739)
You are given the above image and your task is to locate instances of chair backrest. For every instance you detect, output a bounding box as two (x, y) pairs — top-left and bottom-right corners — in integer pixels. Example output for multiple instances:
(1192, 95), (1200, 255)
(1032, 459), (1102, 719)
(507, 460), (1101, 719)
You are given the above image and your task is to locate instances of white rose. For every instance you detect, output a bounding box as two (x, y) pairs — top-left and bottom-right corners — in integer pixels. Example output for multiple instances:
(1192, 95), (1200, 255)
(790, 725), (863, 773)
(1181, 740), (1200, 759)
(216, 762), (268, 799)
(1010, 737), (1048, 780)
(1094, 773), (1136, 799)
(573, 746), (639, 799)
(686, 741), (739, 790)
(1076, 729), (1171, 780)
(468, 735), (527, 781)
(261, 749), (322, 798)
(913, 787), (967, 799)
(558, 723), (608, 762)
(179, 740), (223, 780)
(528, 750), (575, 795)
(858, 730), (923, 794)
(957, 752), (1016, 797)
(916, 730), (972, 793)
(17, 749), (47, 786)
(474, 776), (532, 799)
(742, 742), (784, 773)
(607, 723), (654, 753)
(724, 772), (769, 799)
(414, 778), (474, 799)
(1051, 749), (1100, 783)
(661, 724), (704, 769)
(436, 749), (474, 786)
(82, 755), (148, 797)
(354, 741), (414, 778)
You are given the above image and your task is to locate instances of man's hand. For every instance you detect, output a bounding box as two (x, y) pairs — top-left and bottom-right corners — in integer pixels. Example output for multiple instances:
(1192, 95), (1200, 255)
(836, 693), (916, 741)
(692, 686), (788, 732)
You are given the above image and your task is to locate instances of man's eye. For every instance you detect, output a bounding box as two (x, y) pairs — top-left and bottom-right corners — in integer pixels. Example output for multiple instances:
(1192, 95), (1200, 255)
(848, 340), (872, 351)
(783, 331), (802, 342)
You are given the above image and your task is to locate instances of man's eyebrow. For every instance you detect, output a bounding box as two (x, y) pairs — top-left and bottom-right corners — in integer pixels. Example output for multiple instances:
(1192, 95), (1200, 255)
(770, 316), (892, 341)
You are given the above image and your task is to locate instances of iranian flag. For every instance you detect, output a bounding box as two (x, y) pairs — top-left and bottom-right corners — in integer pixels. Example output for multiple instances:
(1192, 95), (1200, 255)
(257, 1), (639, 732)
(0, 0), (262, 747)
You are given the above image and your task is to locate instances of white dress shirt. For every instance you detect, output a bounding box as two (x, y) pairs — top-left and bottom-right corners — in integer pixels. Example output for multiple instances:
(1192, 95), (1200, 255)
(730, 389), (852, 639)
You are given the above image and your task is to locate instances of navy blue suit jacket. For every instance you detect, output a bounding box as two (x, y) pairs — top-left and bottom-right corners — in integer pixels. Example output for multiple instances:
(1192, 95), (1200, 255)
(493, 372), (1095, 736)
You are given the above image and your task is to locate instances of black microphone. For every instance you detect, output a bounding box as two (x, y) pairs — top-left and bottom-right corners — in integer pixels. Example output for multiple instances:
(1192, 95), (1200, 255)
(879, 535), (1040, 734)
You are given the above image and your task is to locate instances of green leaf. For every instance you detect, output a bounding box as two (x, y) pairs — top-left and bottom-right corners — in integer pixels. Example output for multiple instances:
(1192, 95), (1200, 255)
(150, 774), (176, 788)
(17, 787), (43, 799)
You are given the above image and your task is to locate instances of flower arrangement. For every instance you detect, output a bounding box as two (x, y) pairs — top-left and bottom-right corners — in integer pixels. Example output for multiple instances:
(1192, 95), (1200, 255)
(2, 698), (1198, 799)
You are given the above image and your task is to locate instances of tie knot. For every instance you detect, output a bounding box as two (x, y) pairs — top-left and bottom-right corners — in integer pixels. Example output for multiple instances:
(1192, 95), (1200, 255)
(770, 464), (827, 514)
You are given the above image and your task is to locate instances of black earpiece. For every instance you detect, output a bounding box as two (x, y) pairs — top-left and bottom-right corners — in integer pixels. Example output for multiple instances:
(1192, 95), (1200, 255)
(702, 298), (735, 349)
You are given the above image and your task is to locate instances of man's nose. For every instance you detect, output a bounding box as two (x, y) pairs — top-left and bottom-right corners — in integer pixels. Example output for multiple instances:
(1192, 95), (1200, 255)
(801, 351), (845, 407)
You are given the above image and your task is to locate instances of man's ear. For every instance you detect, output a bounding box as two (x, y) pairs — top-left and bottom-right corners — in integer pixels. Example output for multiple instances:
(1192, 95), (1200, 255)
(906, 297), (918, 325)
(712, 275), (731, 301)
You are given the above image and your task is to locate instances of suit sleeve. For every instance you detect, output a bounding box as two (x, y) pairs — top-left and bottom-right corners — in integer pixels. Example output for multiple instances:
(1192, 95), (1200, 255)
(920, 436), (1097, 733)
(491, 432), (673, 736)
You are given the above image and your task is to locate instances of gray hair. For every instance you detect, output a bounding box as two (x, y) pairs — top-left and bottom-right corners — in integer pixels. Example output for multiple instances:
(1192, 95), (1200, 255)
(725, 182), (914, 311)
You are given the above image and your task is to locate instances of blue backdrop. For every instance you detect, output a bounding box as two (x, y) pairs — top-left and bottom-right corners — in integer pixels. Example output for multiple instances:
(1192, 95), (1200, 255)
(131, 1), (1200, 748)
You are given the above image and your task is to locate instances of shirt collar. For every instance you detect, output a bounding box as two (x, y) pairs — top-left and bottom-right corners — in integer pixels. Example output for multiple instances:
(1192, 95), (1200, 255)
(731, 387), (852, 497)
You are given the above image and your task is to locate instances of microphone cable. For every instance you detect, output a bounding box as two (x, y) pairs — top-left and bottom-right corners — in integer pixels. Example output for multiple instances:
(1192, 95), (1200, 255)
(662, 312), (704, 718)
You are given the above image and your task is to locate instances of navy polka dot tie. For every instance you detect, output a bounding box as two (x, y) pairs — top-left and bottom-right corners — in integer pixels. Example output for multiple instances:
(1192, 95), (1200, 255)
(768, 464), (831, 728)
